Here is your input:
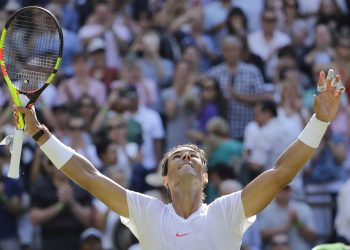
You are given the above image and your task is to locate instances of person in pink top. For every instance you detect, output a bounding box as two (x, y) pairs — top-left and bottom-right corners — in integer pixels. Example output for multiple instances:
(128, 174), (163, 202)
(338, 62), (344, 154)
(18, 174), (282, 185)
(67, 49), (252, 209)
(57, 52), (107, 106)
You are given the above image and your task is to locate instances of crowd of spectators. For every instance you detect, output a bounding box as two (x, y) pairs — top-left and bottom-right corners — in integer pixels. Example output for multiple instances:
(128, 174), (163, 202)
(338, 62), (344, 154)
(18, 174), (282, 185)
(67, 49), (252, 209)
(1, 0), (350, 249)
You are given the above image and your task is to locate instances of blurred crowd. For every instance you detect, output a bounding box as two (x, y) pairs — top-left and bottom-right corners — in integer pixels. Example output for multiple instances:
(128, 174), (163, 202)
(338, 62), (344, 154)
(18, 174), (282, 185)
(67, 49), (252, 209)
(1, 0), (350, 249)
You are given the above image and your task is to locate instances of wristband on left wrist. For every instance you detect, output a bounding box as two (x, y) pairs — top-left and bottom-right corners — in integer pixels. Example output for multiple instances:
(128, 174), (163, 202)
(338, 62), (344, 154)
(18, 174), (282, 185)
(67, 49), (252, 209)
(32, 125), (49, 141)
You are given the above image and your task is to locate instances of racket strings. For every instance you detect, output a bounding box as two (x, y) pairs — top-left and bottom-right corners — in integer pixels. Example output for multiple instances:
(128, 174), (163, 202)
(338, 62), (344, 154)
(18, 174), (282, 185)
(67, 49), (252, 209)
(4, 8), (60, 92)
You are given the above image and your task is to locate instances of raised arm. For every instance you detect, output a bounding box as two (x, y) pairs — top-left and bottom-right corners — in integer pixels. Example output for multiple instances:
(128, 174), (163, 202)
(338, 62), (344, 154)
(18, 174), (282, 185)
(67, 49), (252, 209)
(13, 106), (129, 218)
(242, 69), (344, 218)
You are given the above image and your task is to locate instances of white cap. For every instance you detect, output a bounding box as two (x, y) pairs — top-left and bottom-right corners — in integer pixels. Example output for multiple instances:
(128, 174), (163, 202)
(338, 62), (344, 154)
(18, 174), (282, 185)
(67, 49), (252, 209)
(87, 37), (105, 53)
(80, 228), (102, 242)
(145, 169), (163, 187)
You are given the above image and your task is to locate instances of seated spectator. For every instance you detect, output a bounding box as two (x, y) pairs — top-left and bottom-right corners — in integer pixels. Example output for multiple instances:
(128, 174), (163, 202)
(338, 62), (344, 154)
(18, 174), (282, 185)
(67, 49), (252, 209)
(332, 35), (350, 103)
(335, 175), (350, 245)
(129, 30), (174, 88)
(270, 233), (290, 250)
(0, 149), (22, 250)
(78, 1), (121, 69)
(75, 95), (99, 134)
(62, 114), (102, 169)
(29, 162), (93, 250)
(46, 3), (82, 78)
(303, 127), (346, 185)
(111, 55), (159, 110)
(258, 185), (316, 250)
(240, 100), (289, 185)
(93, 167), (127, 250)
(161, 60), (199, 150)
(217, 177), (262, 250)
(87, 37), (118, 90)
(57, 52), (107, 106)
(187, 77), (227, 145)
(79, 228), (103, 250)
(122, 86), (165, 192)
(218, 179), (243, 196)
(304, 24), (334, 70)
(247, 8), (291, 80)
(206, 35), (265, 141)
(203, 117), (242, 169)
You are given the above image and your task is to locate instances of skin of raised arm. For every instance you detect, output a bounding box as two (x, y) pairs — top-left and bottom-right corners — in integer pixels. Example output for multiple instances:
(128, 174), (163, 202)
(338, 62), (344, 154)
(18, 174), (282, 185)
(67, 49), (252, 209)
(242, 141), (315, 218)
(242, 71), (343, 218)
(13, 106), (129, 218)
(61, 155), (129, 218)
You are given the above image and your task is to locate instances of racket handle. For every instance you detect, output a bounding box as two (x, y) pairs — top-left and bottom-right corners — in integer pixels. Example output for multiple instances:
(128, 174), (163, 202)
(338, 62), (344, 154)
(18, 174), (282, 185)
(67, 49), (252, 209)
(7, 129), (24, 179)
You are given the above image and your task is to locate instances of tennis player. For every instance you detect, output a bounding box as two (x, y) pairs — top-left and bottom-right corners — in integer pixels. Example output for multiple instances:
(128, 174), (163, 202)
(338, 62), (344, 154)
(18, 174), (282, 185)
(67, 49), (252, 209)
(14, 69), (344, 249)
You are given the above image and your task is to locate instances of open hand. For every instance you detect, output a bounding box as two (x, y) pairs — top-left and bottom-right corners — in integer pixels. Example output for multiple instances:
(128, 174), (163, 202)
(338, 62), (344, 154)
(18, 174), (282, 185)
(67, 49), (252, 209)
(314, 69), (344, 122)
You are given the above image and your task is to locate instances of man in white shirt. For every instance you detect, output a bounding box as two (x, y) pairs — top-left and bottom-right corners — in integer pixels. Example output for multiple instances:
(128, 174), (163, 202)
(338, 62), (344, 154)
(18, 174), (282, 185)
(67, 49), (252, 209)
(247, 9), (291, 80)
(241, 100), (291, 185)
(14, 69), (344, 250)
(335, 178), (350, 244)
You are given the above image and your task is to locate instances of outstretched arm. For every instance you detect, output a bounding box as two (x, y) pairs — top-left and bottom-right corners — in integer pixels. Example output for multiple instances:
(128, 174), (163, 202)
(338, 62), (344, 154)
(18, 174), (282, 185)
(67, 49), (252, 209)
(242, 70), (344, 218)
(13, 106), (129, 218)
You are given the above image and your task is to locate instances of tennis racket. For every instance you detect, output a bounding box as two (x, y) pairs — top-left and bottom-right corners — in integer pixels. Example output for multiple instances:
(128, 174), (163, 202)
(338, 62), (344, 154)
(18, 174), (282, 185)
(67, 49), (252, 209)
(0, 6), (63, 178)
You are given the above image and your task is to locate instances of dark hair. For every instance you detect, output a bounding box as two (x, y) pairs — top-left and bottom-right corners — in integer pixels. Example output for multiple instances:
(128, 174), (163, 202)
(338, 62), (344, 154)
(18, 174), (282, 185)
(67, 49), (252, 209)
(257, 99), (278, 117)
(160, 144), (207, 177)
(160, 144), (207, 202)
(226, 7), (248, 35)
(96, 139), (112, 159)
(200, 77), (228, 119)
(282, 0), (299, 12)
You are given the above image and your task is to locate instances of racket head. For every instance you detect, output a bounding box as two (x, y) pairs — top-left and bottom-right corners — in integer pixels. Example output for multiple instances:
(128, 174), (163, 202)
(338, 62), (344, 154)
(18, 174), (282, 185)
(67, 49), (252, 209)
(0, 6), (63, 95)
(0, 6), (63, 128)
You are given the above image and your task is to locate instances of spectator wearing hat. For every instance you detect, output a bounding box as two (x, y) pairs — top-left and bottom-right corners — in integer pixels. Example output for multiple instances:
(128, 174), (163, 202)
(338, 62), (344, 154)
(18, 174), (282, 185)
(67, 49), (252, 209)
(110, 55), (159, 110)
(122, 85), (165, 193)
(80, 228), (103, 250)
(88, 37), (118, 91)
(78, 1), (121, 69)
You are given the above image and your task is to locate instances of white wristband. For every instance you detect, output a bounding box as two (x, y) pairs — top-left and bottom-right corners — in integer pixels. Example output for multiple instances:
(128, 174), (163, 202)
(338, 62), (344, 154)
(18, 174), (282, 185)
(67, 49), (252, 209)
(40, 135), (75, 169)
(298, 114), (330, 148)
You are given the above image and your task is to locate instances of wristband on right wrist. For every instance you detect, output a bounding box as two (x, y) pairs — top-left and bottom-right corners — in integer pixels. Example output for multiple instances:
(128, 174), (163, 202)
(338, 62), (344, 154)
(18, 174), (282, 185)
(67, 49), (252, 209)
(298, 114), (330, 148)
(40, 135), (75, 169)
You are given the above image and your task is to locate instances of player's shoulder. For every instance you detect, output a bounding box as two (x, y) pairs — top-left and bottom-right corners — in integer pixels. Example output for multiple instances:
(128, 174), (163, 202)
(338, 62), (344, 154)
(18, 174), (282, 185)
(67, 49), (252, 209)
(209, 191), (242, 209)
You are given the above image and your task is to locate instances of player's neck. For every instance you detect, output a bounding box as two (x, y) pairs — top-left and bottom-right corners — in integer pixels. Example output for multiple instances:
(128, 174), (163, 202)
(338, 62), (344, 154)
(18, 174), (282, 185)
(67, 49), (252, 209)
(171, 186), (203, 219)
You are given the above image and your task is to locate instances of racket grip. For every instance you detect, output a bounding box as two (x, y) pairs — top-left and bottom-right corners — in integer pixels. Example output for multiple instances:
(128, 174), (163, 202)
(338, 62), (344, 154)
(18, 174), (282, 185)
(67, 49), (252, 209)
(7, 129), (24, 179)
